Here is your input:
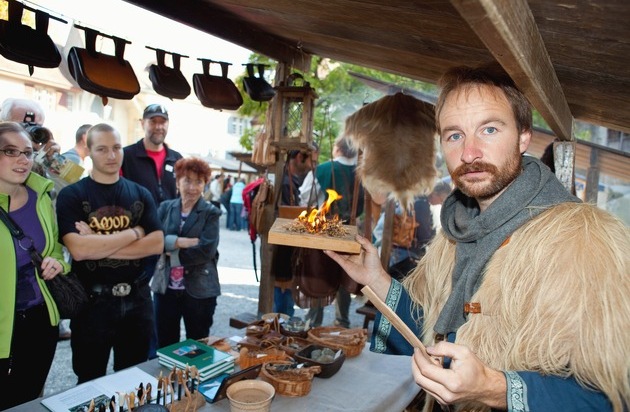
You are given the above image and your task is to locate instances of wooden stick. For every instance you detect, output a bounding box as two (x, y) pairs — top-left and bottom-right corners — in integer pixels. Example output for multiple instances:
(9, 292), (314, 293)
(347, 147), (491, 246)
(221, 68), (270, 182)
(361, 285), (430, 358)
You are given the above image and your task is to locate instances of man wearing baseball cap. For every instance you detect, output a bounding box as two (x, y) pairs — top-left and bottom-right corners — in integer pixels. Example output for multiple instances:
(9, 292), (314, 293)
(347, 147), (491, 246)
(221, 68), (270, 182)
(121, 104), (182, 204)
(120, 104), (182, 359)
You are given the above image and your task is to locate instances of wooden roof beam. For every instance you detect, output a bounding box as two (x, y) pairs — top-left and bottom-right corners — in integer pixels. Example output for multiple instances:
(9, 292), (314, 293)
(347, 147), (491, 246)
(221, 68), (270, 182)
(450, 0), (573, 141)
(123, 0), (311, 71)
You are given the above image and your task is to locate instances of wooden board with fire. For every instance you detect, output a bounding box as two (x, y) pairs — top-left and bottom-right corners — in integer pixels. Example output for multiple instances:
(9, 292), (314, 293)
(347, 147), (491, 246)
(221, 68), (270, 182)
(268, 190), (361, 254)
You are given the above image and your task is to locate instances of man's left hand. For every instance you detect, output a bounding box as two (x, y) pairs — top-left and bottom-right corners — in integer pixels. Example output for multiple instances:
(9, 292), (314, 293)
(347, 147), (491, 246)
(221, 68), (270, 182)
(411, 341), (507, 409)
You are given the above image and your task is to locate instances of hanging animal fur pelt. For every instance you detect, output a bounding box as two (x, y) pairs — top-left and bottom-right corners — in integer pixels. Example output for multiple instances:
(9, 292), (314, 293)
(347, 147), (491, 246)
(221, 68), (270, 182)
(344, 92), (437, 209)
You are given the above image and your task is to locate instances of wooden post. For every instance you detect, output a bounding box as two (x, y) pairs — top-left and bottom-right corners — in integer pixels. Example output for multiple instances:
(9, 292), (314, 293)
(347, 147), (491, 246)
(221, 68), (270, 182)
(553, 141), (576, 195)
(585, 148), (600, 204)
(256, 61), (291, 316)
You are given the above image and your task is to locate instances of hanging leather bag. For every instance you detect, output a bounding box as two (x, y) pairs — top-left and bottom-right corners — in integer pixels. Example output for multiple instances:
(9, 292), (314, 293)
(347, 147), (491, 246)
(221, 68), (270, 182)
(242, 63), (276, 102)
(148, 48), (191, 100)
(193, 59), (243, 110)
(292, 247), (342, 305)
(67, 26), (140, 104)
(391, 210), (419, 248)
(0, 0), (62, 75)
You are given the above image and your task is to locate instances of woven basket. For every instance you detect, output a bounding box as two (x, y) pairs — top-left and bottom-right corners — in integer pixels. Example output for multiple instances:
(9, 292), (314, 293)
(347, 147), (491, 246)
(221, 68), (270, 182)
(238, 347), (291, 370)
(307, 326), (367, 358)
(260, 361), (321, 397)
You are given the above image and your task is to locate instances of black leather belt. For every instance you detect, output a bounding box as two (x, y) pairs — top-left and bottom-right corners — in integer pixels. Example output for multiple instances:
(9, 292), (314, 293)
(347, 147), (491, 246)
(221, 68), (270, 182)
(90, 280), (146, 297)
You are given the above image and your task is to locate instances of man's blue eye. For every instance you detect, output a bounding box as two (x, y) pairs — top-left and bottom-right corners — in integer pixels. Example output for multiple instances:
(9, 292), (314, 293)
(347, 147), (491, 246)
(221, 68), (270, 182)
(485, 127), (497, 134)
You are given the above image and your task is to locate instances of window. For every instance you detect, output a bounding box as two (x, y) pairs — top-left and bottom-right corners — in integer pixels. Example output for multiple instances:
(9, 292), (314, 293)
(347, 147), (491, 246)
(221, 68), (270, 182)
(228, 116), (250, 136)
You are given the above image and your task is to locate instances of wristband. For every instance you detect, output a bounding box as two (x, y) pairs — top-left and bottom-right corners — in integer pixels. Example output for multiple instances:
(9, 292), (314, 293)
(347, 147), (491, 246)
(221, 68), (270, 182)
(131, 228), (141, 240)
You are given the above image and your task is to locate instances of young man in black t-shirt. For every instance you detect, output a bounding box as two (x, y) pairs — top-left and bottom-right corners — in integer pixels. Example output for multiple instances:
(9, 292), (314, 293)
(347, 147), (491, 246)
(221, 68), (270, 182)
(56, 123), (163, 383)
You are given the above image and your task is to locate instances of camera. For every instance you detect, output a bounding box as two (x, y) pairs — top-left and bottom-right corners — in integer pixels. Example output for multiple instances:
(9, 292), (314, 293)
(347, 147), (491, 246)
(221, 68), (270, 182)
(21, 112), (53, 145)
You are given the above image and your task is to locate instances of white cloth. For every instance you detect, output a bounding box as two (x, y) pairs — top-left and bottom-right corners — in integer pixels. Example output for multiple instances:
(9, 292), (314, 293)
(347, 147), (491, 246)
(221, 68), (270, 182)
(298, 170), (324, 207)
(209, 179), (222, 202)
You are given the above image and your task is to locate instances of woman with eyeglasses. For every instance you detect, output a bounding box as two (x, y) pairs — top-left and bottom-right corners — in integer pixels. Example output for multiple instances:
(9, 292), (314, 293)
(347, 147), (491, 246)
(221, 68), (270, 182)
(0, 122), (69, 409)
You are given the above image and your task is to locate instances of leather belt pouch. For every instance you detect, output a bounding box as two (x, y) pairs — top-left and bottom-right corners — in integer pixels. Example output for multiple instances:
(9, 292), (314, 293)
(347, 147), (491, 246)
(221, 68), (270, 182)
(68, 26), (140, 103)
(242, 63), (276, 102)
(292, 247), (342, 299)
(193, 59), (243, 111)
(0, 1), (61, 74)
(149, 49), (191, 100)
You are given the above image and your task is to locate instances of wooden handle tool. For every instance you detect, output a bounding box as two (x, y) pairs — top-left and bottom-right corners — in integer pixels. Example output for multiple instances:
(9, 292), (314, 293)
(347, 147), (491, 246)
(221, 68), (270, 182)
(361, 285), (429, 358)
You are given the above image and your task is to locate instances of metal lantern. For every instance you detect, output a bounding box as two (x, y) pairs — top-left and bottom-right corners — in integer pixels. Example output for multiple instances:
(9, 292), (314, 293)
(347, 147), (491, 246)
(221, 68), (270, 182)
(271, 73), (318, 151)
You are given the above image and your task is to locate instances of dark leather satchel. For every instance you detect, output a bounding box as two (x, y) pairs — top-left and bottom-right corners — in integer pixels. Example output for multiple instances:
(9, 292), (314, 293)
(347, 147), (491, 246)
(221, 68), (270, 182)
(148, 48), (191, 100)
(67, 26), (140, 104)
(242, 63), (276, 102)
(193, 59), (243, 111)
(292, 247), (343, 308)
(0, 0), (62, 75)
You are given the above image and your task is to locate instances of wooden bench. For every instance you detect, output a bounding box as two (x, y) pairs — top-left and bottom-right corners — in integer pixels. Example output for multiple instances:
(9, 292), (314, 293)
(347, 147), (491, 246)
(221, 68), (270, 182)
(229, 312), (259, 329)
(355, 302), (377, 329)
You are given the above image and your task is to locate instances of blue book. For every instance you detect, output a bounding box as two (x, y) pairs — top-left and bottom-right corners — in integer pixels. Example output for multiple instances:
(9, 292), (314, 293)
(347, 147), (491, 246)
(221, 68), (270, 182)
(156, 339), (234, 374)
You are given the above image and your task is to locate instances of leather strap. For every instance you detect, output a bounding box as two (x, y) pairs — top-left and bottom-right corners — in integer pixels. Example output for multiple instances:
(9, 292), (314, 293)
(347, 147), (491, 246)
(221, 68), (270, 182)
(0, 206), (43, 269)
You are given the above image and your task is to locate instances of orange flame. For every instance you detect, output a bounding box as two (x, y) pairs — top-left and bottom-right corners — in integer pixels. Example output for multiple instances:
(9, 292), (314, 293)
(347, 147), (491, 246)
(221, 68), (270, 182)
(297, 189), (343, 233)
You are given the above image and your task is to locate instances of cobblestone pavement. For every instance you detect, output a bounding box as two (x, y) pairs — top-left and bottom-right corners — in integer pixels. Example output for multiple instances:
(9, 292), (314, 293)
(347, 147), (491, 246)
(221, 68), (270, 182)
(44, 213), (369, 396)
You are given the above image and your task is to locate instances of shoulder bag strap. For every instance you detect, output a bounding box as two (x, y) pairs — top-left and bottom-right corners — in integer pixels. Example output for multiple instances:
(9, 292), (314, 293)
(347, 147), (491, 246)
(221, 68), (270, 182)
(0, 206), (43, 268)
(0, 206), (24, 239)
(349, 154), (361, 226)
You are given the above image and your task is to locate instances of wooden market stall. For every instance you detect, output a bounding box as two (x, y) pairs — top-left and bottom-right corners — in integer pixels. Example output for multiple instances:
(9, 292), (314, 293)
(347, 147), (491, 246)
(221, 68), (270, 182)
(123, 0), (630, 313)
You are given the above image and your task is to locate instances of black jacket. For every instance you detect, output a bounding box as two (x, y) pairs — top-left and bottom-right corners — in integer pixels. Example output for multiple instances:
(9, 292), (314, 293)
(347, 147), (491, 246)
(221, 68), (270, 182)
(121, 139), (183, 205)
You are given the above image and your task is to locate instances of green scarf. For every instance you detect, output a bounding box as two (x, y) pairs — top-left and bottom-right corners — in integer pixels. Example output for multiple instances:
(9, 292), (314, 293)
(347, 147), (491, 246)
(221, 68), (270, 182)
(436, 156), (579, 335)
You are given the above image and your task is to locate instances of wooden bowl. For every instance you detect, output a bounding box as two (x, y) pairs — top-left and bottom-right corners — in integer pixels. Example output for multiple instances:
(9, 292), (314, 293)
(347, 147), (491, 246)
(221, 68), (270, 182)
(293, 344), (345, 379)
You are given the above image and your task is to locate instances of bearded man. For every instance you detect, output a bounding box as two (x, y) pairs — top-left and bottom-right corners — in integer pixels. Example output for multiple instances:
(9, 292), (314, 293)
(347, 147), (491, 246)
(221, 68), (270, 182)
(326, 65), (630, 412)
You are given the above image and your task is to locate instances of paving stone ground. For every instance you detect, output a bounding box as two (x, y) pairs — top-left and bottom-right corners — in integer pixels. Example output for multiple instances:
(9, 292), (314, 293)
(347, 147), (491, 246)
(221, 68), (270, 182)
(44, 213), (369, 396)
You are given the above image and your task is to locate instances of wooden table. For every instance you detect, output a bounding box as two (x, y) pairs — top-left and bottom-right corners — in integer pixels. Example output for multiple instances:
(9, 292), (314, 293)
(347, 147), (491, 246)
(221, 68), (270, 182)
(9, 346), (420, 412)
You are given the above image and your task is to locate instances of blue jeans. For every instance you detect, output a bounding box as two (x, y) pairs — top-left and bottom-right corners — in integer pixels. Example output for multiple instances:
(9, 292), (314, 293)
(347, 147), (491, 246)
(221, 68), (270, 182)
(229, 203), (244, 230)
(71, 283), (154, 384)
(273, 287), (295, 317)
(154, 288), (217, 349)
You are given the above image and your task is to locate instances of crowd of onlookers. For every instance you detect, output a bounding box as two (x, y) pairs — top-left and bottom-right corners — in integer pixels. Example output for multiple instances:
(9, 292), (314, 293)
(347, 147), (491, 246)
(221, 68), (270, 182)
(0, 99), (231, 409)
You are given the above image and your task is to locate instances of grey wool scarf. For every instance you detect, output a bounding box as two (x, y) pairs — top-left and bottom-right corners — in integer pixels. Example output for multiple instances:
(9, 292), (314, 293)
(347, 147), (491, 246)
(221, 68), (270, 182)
(436, 156), (579, 335)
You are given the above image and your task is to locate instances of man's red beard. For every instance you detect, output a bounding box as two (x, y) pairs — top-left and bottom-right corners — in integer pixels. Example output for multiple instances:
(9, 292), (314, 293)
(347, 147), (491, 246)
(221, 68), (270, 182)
(450, 155), (522, 200)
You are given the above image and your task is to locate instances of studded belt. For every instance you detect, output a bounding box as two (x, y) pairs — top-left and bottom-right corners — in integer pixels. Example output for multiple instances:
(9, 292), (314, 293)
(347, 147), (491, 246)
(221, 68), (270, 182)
(91, 282), (132, 297)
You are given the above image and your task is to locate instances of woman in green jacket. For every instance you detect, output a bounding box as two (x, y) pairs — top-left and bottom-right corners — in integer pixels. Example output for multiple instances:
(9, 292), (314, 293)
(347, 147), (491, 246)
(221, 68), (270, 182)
(0, 122), (69, 409)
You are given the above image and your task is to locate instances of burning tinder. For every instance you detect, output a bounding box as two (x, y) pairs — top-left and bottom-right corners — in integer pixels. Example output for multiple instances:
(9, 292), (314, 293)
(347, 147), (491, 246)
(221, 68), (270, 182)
(284, 189), (350, 237)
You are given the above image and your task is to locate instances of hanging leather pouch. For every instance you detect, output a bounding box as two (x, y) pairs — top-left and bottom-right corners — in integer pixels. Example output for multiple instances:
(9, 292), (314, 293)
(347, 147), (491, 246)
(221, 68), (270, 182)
(0, 0), (62, 75)
(242, 63), (276, 102)
(148, 48), (191, 100)
(291, 247), (343, 308)
(67, 26), (140, 104)
(193, 59), (243, 111)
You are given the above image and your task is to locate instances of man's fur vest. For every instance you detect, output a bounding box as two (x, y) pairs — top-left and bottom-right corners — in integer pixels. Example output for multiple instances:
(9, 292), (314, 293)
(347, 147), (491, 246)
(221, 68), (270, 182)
(404, 202), (630, 412)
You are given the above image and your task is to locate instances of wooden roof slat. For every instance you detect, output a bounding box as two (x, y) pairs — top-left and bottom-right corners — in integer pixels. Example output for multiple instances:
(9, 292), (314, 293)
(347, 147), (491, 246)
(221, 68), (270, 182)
(122, 0), (630, 137)
(450, 0), (573, 141)
(125, 0), (311, 71)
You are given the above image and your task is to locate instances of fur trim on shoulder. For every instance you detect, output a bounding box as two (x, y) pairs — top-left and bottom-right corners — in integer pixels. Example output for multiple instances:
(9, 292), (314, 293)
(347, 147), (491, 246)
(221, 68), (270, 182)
(407, 203), (630, 411)
(459, 203), (630, 411)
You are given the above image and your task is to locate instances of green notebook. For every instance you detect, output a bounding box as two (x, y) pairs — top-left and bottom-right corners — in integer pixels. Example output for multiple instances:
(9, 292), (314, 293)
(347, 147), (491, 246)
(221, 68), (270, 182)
(156, 339), (234, 374)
